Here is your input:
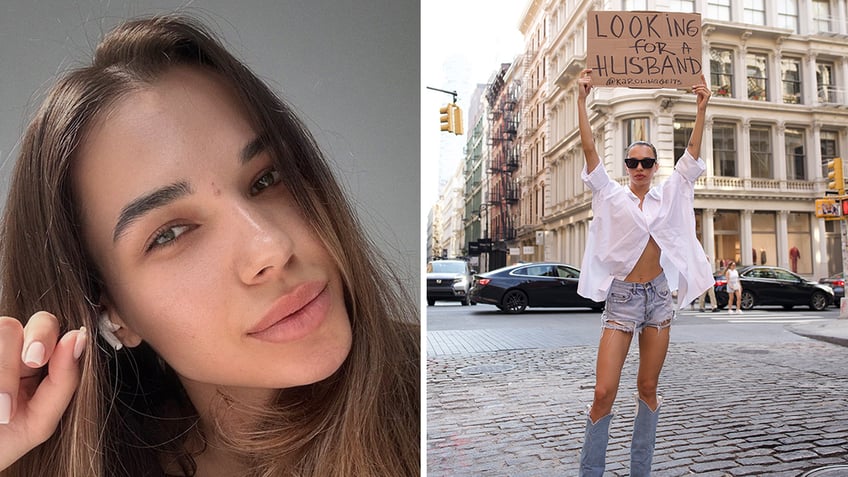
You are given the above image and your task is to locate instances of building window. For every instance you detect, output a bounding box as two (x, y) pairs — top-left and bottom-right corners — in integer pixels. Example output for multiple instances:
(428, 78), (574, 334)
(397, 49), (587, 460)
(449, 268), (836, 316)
(714, 210), (741, 265)
(750, 126), (773, 178)
(713, 122), (737, 176)
(707, 0), (732, 21)
(777, 0), (799, 32)
(746, 53), (768, 101)
(813, 0), (832, 33)
(752, 212), (776, 267)
(787, 213), (811, 274)
(821, 130), (839, 177)
(669, 0), (696, 12)
(784, 128), (806, 180)
(623, 0), (647, 9)
(673, 119), (694, 165)
(743, 0), (766, 25)
(624, 117), (650, 151)
(781, 58), (802, 104)
(817, 62), (837, 103)
(711, 48), (734, 97)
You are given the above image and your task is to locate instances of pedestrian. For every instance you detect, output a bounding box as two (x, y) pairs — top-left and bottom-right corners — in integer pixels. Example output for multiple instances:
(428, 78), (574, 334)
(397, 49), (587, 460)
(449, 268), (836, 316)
(725, 261), (744, 314)
(0, 14), (418, 477)
(698, 255), (720, 312)
(574, 68), (714, 476)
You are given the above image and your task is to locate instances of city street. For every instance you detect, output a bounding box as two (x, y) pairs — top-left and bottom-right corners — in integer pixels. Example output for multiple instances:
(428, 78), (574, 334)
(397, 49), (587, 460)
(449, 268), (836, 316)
(426, 304), (848, 476)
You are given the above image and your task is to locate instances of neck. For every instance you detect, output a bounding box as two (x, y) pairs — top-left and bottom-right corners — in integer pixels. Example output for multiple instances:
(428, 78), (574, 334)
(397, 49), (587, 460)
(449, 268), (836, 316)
(629, 182), (650, 198)
(177, 376), (280, 475)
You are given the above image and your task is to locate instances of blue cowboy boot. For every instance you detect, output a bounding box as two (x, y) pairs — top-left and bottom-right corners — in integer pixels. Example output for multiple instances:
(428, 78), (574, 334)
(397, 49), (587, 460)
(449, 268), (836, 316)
(630, 393), (662, 477)
(579, 410), (613, 477)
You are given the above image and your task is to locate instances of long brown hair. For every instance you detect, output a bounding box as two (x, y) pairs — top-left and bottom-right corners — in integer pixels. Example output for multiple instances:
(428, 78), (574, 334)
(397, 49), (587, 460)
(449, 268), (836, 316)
(0, 14), (418, 477)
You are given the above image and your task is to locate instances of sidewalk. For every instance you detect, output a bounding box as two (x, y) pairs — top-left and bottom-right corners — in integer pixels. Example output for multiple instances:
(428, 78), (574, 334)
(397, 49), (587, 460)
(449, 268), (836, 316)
(787, 319), (848, 347)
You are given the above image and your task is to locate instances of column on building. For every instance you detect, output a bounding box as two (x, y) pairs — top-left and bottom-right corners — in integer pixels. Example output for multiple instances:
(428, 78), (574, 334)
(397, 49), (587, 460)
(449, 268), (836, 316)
(740, 120), (752, 179)
(741, 209), (754, 266)
(775, 121), (787, 182)
(814, 216), (829, 280)
(812, 121), (823, 179)
(805, 52), (818, 105)
(703, 119), (714, 177)
(777, 210), (790, 269)
(703, 208), (717, 268)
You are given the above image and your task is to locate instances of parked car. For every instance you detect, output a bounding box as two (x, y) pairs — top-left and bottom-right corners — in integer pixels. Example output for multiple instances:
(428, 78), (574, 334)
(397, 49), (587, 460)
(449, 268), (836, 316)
(426, 259), (474, 306)
(713, 265), (834, 311)
(469, 262), (603, 313)
(818, 272), (844, 305)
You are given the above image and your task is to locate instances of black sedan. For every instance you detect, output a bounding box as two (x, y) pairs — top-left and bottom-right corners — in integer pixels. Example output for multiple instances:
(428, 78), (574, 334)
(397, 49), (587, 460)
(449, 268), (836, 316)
(714, 265), (834, 311)
(469, 262), (603, 313)
(818, 272), (844, 304)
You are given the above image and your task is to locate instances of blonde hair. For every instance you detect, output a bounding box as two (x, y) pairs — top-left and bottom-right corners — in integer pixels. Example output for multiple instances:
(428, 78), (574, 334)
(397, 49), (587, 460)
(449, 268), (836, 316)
(1, 14), (418, 477)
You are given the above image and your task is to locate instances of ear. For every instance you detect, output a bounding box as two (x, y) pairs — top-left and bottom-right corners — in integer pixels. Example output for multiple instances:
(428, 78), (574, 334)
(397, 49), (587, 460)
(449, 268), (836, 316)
(99, 296), (143, 349)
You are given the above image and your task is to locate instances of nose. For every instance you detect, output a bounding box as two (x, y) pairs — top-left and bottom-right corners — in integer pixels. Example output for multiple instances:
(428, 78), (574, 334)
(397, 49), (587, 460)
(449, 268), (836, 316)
(231, 203), (294, 285)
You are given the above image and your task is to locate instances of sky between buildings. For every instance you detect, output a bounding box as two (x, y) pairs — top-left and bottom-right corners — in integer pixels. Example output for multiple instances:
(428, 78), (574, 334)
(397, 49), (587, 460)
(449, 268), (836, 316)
(421, 1), (526, 212)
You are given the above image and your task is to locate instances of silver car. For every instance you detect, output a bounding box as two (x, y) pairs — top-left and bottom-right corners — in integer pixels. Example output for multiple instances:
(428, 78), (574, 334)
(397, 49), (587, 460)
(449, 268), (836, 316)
(426, 260), (474, 306)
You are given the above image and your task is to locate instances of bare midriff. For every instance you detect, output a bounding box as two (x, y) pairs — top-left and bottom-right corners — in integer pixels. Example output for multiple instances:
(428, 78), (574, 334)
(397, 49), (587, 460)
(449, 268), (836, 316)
(624, 236), (663, 283)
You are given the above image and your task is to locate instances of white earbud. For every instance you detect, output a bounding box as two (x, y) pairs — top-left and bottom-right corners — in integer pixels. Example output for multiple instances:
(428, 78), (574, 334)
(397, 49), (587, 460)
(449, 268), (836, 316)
(98, 313), (124, 351)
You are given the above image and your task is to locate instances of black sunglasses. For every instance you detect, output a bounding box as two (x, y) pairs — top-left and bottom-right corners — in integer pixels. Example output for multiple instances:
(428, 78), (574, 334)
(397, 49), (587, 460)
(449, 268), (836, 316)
(624, 157), (657, 169)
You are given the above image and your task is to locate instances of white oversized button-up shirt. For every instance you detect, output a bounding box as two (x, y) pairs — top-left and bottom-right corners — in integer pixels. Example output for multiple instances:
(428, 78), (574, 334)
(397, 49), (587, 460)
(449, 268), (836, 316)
(577, 150), (714, 310)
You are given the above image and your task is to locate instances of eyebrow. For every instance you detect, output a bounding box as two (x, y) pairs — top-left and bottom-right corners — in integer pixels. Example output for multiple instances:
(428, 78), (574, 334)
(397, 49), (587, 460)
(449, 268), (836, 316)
(112, 181), (194, 243)
(111, 136), (266, 243)
(240, 135), (266, 164)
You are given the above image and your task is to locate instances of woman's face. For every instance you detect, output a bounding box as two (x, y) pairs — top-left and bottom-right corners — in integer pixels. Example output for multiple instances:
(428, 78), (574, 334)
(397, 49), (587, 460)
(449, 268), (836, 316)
(625, 144), (658, 187)
(73, 66), (352, 396)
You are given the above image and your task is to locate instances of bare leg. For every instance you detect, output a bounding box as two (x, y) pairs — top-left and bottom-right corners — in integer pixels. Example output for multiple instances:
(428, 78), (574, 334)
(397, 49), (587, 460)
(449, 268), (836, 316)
(589, 327), (633, 422)
(636, 325), (671, 409)
(735, 290), (742, 309)
(727, 290), (736, 310)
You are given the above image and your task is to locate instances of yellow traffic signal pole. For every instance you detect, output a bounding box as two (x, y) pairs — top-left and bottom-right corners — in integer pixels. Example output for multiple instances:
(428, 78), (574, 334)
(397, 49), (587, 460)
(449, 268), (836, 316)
(426, 86), (464, 135)
(825, 158), (848, 316)
(840, 204), (848, 317)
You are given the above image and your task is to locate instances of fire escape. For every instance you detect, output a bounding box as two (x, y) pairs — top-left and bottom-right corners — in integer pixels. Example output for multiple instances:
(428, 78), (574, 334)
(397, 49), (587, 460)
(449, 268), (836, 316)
(485, 66), (520, 248)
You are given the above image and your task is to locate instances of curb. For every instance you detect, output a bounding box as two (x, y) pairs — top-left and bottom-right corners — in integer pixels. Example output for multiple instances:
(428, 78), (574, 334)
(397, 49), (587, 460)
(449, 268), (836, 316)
(786, 321), (848, 348)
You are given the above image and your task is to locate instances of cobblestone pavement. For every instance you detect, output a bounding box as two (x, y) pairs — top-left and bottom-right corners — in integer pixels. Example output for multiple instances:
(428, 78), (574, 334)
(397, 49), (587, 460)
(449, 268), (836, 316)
(427, 341), (848, 476)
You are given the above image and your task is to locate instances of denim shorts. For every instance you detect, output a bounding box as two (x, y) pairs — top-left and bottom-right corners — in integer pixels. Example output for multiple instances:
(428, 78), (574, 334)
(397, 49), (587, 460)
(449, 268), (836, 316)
(601, 272), (675, 333)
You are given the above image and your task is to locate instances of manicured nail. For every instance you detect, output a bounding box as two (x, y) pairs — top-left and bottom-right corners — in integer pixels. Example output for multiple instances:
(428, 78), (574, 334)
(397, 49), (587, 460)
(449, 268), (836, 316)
(0, 393), (10, 424)
(23, 341), (46, 367)
(73, 327), (88, 360)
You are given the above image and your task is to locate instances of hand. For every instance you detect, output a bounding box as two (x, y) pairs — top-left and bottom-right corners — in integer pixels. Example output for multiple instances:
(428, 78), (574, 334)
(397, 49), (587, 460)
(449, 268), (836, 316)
(578, 68), (594, 100)
(692, 73), (711, 110)
(0, 312), (86, 470)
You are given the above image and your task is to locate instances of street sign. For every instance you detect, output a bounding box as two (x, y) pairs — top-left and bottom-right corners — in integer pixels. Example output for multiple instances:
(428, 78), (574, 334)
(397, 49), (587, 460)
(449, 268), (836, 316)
(815, 198), (841, 219)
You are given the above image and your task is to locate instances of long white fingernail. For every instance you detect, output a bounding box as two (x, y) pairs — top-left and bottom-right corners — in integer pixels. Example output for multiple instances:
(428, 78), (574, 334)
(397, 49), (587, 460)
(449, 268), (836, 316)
(0, 393), (10, 424)
(73, 327), (88, 360)
(23, 341), (46, 367)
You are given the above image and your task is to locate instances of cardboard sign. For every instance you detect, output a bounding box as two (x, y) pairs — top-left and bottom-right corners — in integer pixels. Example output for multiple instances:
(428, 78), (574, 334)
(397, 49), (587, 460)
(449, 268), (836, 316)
(587, 11), (702, 88)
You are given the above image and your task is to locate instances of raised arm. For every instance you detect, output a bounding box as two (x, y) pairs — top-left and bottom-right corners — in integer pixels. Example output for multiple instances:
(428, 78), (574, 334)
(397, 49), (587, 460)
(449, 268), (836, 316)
(577, 69), (601, 173)
(686, 73), (711, 159)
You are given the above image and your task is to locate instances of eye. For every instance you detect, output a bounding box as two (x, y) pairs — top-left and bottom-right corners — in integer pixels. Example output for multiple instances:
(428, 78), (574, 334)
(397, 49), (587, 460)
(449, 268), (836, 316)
(147, 224), (193, 252)
(250, 168), (282, 195)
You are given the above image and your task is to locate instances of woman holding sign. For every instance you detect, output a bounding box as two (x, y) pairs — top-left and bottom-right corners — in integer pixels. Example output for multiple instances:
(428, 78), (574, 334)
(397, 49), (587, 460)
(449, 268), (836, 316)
(575, 68), (713, 476)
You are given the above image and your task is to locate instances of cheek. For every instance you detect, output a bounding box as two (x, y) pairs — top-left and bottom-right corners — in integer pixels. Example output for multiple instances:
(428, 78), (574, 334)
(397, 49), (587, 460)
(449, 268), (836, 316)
(109, 254), (230, 346)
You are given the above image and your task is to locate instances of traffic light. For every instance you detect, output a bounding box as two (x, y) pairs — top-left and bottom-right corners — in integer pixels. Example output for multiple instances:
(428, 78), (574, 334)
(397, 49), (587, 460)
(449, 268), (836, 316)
(827, 157), (844, 195)
(451, 103), (464, 135)
(439, 103), (463, 135)
(439, 104), (455, 133)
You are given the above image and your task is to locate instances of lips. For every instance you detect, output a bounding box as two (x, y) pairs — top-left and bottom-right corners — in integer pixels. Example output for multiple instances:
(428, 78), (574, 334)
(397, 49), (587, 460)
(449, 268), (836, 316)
(247, 281), (330, 342)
